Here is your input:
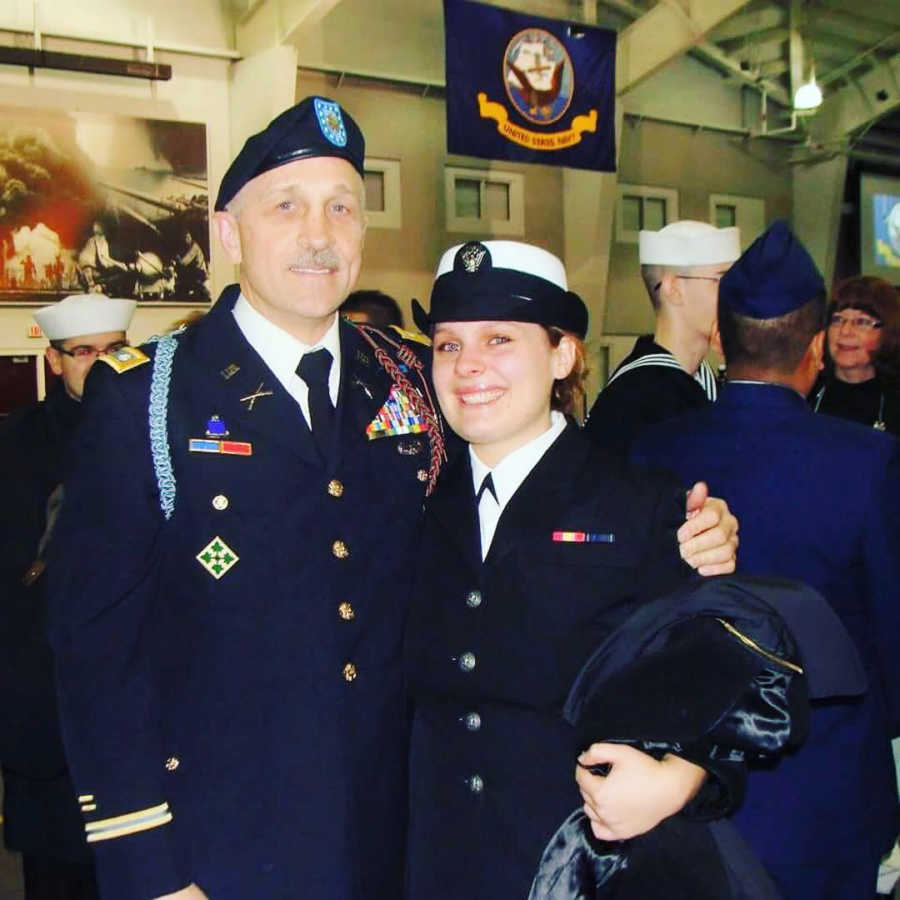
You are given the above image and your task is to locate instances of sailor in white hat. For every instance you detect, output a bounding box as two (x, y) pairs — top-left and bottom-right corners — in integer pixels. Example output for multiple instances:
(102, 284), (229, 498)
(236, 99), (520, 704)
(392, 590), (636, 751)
(584, 221), (741, 456)
(0, 292), (135, 899)
(34, 293), (136, 400)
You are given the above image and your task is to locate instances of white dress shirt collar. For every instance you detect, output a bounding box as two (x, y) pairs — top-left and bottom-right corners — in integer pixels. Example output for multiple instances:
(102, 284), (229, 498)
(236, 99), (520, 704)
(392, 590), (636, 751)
(232, 293), (341, 423)
(469, 410), (567, 559)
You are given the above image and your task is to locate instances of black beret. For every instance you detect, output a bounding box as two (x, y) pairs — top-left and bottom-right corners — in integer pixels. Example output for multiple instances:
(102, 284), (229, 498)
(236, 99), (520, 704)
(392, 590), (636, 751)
(412, 240), (588, 339)
(215, 96), (365, 211)
(719, 220), (825, 319)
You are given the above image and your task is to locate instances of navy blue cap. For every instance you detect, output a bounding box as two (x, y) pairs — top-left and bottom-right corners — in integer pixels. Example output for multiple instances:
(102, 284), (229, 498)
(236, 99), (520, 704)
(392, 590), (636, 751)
(719, 220), (825, 319)
(215, 96), (365, 211)
(412, 240), (589, 339)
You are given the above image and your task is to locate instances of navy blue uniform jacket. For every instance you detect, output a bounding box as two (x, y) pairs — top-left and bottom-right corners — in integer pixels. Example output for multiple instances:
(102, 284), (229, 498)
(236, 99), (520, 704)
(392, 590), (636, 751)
(404, 424), (705, 899)
(47, 287), (439, 899)
(632, 382), (900, 874)
(0, 384), (91, 862)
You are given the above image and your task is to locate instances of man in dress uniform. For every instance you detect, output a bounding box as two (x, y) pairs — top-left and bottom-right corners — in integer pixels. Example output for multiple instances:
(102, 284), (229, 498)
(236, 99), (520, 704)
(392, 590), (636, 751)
(46, 99), (737, 900)
(45, 97), (448, 900)
(584, 220), (740, 456)
(1, 293), (136, 900)
(632, 221), (900, 899)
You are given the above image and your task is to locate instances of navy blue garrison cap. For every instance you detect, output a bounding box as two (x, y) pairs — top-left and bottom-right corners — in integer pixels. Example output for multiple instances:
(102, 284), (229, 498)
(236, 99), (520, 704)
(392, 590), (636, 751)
(719, 220), (825, 319)
(215, 96), (365, 211)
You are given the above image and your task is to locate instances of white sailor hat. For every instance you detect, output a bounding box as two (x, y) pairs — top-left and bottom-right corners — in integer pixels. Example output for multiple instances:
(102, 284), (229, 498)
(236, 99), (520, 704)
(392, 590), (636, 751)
(33, 294), (137, 341)
(412, 240), (588, 338)
(639, 220), (741, 267)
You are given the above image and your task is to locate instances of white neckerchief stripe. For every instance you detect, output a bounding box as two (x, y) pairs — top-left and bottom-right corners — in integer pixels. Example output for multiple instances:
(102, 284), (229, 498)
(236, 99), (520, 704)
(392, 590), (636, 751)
(605, 351), (717, 402)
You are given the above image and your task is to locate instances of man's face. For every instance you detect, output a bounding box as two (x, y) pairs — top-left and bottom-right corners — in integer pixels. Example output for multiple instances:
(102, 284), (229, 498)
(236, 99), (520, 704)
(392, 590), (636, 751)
(45, 330), (128, 400)
(678, 261), (732, 340)
(214, 156), (366, 344)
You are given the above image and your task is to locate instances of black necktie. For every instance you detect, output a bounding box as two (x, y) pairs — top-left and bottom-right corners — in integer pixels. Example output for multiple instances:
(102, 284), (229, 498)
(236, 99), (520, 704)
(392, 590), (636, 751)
(476, 473), (497, 504)
(296, 348), (334, 458)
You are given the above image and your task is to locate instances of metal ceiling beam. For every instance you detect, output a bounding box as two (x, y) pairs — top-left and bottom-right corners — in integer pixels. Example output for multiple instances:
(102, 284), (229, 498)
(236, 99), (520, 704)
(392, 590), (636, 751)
(819, 29), (900, 86)
(820, 49), (900, 139)
(719, 25), (790, 51)
(818, 0), (900, 29)
(758, 59), (789, 77)
(615, 0), (754, 94)
(691, 41), (791, 105)
(806, 8), (894, 47)
(709, 7), (786, 42)
(574, 0), (791, 105)
(807, 30), (886, 58)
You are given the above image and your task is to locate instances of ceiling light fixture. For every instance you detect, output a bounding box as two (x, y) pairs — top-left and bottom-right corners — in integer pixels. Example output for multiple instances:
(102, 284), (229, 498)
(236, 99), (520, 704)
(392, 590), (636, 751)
(794, 64), (823, 112)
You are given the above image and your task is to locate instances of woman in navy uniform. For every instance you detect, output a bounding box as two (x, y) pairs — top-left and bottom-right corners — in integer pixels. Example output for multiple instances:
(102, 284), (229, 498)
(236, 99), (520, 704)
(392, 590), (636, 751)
(404, 241), (745, 899)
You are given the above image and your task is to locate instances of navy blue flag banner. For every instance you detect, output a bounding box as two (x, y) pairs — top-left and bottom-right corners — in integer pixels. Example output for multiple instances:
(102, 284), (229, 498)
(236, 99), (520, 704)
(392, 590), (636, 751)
(444, 0), (617, 171)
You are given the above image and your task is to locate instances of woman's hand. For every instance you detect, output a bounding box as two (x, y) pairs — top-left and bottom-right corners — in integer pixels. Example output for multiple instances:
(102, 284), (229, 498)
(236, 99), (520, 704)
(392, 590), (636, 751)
(574, 743), (707, 841)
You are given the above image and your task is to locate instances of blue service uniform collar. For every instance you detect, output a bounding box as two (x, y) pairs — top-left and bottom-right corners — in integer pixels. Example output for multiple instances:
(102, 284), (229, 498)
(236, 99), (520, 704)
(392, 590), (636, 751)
(719, 380), (810, 410)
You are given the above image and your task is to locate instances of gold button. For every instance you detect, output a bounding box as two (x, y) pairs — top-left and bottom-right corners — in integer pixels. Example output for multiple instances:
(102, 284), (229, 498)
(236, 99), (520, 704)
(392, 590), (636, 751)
(338, 602), (355, 621)
(332, 540), (349, 559)
(417, 469), (429, 482)
(164, 756), (180, 772)
(327, 479), (344, 498)
(343, 662), (358, 682)
(211, 494), (229, 511)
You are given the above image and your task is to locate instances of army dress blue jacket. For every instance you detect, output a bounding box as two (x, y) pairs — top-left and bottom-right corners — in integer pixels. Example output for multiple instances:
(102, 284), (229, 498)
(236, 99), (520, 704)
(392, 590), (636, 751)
(47, 286), (443, 900)
(403, 424), (707, 899)
(632, 381), (900, 896)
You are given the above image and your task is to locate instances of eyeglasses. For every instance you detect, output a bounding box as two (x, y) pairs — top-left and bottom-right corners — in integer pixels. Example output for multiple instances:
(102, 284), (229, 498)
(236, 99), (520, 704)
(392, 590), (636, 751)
(653, 274), (724, 292)
(56, 341), (127, 359)
(828, 314), (882, 331)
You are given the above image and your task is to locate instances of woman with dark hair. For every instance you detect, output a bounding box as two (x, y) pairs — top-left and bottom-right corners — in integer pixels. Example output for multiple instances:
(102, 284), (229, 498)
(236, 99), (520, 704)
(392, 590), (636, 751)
(810, 275), (900, 434)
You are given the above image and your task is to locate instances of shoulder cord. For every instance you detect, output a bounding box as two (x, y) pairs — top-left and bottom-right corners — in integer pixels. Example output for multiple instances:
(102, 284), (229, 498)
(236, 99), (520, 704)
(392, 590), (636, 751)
(146, 333), (180, 520)
(355, 324), (446, 495)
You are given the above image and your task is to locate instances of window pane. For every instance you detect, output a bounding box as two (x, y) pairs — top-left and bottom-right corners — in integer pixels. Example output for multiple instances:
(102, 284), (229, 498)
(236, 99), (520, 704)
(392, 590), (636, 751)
(485, 181), (510, 220)
(644, 197), (667, 231)
(621, 195), (642, 231)
(715, 204), (736, 228)
(364, 171), (385, 212)
(455, 178), (481, 218)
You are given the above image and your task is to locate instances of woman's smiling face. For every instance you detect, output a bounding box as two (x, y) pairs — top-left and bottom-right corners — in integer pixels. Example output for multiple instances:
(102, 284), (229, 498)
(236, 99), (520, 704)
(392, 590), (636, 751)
(432, 319), (575, 467)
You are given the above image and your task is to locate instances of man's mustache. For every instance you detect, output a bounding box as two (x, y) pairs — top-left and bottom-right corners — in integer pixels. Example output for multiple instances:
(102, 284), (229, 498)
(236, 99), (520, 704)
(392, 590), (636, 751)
(291, 249), (341, 269)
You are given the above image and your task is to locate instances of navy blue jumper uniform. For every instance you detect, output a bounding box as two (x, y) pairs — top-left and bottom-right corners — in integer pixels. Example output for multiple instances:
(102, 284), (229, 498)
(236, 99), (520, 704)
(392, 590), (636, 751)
(46, 286), (443, 899)
(583, 334), (717, 457)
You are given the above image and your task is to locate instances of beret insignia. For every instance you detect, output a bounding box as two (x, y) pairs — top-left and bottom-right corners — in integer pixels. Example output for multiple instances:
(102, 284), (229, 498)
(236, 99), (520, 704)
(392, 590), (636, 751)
(314, 98), (348, 148)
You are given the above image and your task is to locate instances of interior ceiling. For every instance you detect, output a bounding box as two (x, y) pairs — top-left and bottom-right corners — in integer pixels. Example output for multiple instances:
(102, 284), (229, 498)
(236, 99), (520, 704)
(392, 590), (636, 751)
(303, 0), (899, 161)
